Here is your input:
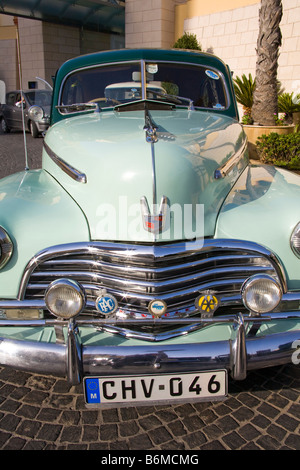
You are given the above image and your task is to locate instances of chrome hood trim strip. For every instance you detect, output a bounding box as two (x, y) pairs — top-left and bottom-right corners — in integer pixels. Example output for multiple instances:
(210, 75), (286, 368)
(43, 141), (87, 184)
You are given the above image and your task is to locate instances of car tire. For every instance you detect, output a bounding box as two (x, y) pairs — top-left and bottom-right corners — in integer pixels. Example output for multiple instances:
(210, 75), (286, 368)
(1, 118), (10, 133)
(29, 121), (39, 138)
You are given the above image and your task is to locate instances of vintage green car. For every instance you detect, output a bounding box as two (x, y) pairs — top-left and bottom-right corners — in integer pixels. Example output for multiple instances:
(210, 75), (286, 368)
(0, 48), (299, 407)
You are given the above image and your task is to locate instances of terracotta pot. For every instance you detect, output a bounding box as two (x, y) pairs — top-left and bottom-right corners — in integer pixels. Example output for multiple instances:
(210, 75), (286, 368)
(243, 124), (295, 159)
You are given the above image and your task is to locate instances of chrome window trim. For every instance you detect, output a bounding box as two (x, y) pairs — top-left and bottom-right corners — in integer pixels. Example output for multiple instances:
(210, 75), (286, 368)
(57, 59), (231, 114)
(58, 60), (141, 114)
(43, 141), (87, 183)
(140, 59), (146, 100)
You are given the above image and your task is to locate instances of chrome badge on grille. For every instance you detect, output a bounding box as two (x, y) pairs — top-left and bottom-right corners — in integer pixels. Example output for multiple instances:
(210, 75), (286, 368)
(148, 299), (167, 318)
(96, 289), (118, 316)
(140, 195), (168, 234)
(195, 291), (220, 318)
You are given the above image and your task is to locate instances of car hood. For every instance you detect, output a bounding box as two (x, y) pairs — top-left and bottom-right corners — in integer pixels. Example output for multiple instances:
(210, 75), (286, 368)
(43, 107), (247, 242)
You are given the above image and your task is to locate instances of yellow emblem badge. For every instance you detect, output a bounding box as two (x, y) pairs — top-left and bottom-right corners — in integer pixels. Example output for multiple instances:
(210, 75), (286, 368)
(195, 292), (219, 317)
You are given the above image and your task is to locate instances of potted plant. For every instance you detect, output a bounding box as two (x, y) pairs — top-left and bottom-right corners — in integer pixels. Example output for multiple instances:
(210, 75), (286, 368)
(233, 73), (255, 124)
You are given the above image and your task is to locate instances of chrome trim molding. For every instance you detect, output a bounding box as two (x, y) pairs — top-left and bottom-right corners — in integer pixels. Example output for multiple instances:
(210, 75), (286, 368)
(230, 313), (247, 380)
(43, 141), (87, 183)
(0, 310), (299, 341)
(214, 139), (248, 179)
(0, 226), (13, 270)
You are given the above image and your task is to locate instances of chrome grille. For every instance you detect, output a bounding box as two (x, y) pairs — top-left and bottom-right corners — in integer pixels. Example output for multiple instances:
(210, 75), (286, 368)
(21, 239), (285, 320)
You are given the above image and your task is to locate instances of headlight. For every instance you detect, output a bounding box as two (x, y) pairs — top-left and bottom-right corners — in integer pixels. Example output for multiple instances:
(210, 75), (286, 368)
(28, 105), (44, 121)
(45, 279), (86, 319)
(241, 274), (282, 314)
(290, 222), (300, 258)
(0, 226), (13, 269)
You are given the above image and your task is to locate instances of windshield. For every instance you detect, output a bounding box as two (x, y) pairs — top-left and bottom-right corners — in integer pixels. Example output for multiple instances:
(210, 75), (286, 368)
(25, 90), (52, 107)
(60, 61), (228, 112)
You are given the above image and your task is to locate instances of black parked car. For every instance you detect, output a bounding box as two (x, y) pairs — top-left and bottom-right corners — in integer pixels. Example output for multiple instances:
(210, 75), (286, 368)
(0, 89), (51, 137)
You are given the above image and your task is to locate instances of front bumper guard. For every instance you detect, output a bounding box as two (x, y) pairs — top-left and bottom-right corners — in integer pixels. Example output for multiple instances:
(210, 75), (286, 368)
(0, 312), (299, 384)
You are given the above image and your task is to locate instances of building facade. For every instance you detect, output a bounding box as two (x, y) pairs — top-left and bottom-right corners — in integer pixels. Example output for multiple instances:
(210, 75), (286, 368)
(0, 0), (299, 100)
(126, 0), (300, 97)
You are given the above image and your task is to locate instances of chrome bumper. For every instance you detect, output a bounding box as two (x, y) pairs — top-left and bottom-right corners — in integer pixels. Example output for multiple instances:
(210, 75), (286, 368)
(0, 313), (299, 385)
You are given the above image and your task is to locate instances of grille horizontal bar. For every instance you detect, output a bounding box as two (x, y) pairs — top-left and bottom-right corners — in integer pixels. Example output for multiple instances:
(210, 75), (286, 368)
(21, 239), (285, 321)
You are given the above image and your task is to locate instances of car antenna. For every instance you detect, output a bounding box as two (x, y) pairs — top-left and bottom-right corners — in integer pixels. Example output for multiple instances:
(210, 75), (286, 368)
(14, 17), (29, 171)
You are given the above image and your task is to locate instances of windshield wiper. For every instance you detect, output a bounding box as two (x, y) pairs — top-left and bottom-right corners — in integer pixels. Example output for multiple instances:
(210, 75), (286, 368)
(56, 103), (98, 114)
(114, 99), (175, 113)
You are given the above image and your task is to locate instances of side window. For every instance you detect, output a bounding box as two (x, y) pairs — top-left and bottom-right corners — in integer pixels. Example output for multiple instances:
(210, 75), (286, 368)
(6, 93), (16, 106)
(15, 93), (22, 106)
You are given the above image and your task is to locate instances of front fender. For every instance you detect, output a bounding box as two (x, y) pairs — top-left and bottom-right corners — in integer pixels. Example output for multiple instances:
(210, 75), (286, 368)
(0, 169), (90, 298)
(216, 164), (300, 290)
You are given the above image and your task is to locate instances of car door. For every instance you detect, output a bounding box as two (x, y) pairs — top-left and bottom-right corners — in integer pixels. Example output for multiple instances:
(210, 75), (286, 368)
(3, 92), (17, 128)
(10, 92), (25, 129)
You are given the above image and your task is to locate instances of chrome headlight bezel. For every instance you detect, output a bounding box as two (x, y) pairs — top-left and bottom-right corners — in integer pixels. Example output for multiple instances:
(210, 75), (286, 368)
(28, 105), (44, 122)
(0, 226), (13, 269)
(290, 222), (300, 258)
(45, 278), (86, 319)
(241, 274), (282, 314)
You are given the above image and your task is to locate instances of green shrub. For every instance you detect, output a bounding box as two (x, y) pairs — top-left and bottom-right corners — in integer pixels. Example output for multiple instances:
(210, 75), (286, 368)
(173, 32), (202, 50)
(256, 132), (300, 170)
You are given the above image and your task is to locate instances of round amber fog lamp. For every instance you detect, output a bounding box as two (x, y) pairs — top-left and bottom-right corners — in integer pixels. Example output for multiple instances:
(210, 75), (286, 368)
(45, 279), (86, 319)
(241, 274), (282, 314)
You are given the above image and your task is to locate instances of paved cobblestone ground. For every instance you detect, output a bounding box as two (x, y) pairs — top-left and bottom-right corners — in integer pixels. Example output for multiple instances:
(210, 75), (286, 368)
(0, 130), (299, 451)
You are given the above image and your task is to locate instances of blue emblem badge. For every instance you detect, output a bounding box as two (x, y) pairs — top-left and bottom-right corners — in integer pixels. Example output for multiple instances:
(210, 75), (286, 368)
(205, 70), (219, 80)
(148, 299), (167, 318)
(96, 290), (118, 316)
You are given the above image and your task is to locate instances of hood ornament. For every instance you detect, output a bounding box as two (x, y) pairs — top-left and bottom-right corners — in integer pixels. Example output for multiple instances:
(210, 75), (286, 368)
(140, 195), (168, 234)
(144, 111), (158, 143)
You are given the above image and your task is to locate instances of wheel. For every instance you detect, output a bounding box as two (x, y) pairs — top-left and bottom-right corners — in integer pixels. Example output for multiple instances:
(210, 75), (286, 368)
(29, 120), (39, 138)
(1, 118), (10, 133)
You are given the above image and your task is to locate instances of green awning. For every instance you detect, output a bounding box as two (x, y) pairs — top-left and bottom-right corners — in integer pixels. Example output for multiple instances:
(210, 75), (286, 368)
(0, 0), (125, 35)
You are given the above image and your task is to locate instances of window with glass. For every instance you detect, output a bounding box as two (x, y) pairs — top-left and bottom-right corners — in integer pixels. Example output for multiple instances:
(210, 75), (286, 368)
(60, 61), (228, 112)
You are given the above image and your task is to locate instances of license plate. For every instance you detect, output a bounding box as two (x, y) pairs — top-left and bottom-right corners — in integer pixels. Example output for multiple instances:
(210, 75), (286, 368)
(84, 370), (227, 407)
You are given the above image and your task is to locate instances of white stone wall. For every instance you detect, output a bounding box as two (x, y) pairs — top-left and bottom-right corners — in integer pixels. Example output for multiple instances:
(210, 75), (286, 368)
(183, 0), (300, 96)
(125, 0), (177, 48)
(18, 18), (46, 90)
(0, 39), (17, 91)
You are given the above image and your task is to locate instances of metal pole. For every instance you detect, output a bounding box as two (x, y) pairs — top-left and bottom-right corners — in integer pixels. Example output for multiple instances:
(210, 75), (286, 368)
(14, 17), (29, 171)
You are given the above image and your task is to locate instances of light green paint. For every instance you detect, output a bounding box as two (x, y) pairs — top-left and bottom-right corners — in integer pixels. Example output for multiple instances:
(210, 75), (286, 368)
(216, 163), (300, 290)
(0, 169), (90, 297)
(44, 108), (246, 242)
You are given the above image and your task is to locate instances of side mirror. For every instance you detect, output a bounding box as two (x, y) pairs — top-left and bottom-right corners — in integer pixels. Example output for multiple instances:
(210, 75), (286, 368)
(15, 101), (26, 109)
